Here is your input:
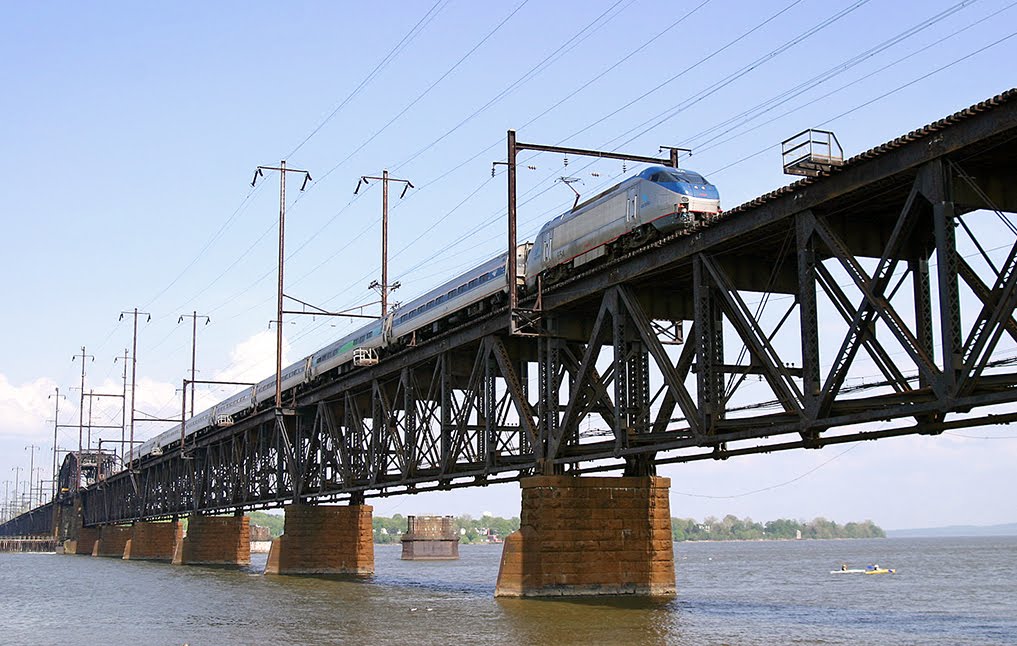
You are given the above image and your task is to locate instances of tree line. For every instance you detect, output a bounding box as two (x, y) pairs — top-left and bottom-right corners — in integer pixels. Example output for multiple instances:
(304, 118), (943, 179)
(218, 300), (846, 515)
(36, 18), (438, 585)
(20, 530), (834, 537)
(672, 515), (885, 541)
(248, 511), (884, 542)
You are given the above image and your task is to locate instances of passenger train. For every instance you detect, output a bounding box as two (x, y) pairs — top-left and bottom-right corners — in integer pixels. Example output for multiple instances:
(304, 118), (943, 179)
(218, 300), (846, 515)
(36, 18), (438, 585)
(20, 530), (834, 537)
(134, 166), (720, 461)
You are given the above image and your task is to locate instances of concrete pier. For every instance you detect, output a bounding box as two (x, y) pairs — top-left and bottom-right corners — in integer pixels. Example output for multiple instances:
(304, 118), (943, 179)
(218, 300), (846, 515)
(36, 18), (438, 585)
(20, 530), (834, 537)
(495, 476), (676, 597)
(172, 514), (250, 566)
(264, 504), (373, 575)
(123, 520), (181, 561)
(400, 515), (460, 560)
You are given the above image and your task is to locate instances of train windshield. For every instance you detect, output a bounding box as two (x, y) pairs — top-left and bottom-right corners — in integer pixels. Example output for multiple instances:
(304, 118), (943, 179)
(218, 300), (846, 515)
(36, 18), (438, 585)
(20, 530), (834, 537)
(651, 170), (708, 185)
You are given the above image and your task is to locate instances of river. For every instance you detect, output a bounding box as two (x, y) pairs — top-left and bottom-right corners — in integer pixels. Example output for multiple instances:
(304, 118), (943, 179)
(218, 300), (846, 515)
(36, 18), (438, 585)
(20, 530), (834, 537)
(1, 536), (1014, 645)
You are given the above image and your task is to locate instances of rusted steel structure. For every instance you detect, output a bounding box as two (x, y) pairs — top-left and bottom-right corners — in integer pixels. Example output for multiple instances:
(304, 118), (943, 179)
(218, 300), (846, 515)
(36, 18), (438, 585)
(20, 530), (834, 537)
(3, 89), (1017, 533)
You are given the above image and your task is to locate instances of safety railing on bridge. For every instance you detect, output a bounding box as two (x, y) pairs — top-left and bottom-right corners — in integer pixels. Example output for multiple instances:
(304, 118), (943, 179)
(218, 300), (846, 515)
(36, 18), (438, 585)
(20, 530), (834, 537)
(782, 128), (844, 176)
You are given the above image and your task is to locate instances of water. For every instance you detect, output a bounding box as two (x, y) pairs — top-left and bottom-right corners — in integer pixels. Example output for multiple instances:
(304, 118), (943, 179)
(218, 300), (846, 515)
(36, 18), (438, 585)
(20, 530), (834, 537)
(1, 537), (1015, 645)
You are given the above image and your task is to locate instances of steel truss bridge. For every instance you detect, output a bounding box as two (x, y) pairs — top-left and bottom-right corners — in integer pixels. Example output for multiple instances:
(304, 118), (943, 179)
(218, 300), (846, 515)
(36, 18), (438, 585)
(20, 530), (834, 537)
(4, 89), (1017, 535)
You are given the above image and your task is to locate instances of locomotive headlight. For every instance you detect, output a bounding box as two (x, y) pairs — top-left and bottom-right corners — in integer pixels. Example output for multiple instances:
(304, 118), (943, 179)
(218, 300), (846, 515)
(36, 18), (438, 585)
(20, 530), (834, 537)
(681, 196), (689, 204)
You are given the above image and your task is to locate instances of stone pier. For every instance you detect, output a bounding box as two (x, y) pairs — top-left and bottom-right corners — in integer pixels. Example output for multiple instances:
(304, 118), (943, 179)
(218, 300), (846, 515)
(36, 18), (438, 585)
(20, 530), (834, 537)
(495, 476), (676, 597)
(264, 503), (373, 575)
(123, 520), (181, 561)
(62, 501), (97, 556)
(92, 525), (131, 557)
(172, 514), (250, 566)
(64, 525), (97, 556)
(401, 515), (459, 560)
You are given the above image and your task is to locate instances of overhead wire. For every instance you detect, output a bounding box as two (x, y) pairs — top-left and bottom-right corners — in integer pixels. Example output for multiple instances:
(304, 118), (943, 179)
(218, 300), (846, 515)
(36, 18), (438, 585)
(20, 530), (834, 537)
(598, 0), (875, 152)
(99, 3), (1012, 425)
(387, 0), (645, 172)
(307, 0), (533, 190)
(705, 26), (1017, 178)
(283, 0), (449, 160)
(134, 1), (450, 327)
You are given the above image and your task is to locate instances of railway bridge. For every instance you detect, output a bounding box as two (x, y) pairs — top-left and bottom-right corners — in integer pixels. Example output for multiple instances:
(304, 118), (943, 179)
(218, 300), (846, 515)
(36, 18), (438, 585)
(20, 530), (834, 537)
(4, 89), (1017, 597)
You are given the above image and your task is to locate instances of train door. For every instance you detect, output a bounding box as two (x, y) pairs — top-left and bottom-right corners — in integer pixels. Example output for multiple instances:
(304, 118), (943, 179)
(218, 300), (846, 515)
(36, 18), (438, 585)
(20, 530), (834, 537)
(626, 186), (639, 223)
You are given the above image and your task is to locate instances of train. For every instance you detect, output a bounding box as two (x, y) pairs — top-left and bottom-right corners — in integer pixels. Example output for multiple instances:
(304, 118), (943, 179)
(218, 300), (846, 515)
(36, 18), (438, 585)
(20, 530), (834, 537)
(133, 166), (720, 461)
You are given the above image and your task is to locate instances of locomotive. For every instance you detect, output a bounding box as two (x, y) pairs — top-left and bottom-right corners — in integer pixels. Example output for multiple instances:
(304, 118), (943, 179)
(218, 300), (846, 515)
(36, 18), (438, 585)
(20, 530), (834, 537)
(135, 166), (720, 461)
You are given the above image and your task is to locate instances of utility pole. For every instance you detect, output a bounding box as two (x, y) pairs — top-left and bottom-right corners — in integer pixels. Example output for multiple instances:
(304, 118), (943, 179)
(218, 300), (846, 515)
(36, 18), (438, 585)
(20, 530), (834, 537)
(87, 389), (94, 451)
(24, 444), (39, 507)
(355, 170), (414, 317)
(48, 388), (65, 500)
(499, 132), (681, 334)
(31, 468), (42, 508)
(251, 161), (312, 411)
(115, 349), (129, 463)
(119, 309), (150, 466)
(72, 347), (93, 490)
(10, 467), (21, 511)
(178, 312), (210, 418)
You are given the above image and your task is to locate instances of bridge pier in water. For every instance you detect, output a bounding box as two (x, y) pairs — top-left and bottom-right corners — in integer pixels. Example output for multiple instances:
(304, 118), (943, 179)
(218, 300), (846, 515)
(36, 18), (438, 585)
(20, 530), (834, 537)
(92, 525), (131, 557)
(401, 516), (460, 560)
(123, 521), (181, 561)
(264, 503), (374, 575)
(171, 514), (250, 566)
(62, 501), (97, 556)
(496, 476), (675, 598)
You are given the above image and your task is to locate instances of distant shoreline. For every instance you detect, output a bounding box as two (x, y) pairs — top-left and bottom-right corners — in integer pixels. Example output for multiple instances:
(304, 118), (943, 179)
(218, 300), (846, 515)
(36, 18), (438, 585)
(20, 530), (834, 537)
(886, 522), (1017, 538)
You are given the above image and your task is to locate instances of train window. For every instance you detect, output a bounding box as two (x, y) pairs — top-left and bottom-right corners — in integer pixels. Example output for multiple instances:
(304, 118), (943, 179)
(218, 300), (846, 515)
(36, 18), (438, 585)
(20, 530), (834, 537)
(672, 171), (706, 184)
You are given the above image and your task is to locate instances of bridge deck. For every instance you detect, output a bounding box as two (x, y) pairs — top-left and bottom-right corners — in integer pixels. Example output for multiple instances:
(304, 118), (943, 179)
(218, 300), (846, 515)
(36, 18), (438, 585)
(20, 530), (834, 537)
(4, 89), (1017, 532)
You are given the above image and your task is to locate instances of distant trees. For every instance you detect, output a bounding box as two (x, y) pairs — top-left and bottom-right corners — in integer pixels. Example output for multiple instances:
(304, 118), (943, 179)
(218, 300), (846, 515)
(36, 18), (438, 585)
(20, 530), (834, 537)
(670, 515), (885, 541)
(247, 511), (284, 538)
(372, 514), (521, 544)
(252, 510), (883, 543)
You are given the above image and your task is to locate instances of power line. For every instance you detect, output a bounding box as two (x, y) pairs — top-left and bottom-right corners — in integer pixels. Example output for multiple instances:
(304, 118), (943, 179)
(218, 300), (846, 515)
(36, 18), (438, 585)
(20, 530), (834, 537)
(602, 0), (875, 152)
(670, 443), (863, 499)
(284, 0), (449, 160)
(388, 0), (641, 172)
(705, 27), (1017, 178)
(309, 0), (532, 190)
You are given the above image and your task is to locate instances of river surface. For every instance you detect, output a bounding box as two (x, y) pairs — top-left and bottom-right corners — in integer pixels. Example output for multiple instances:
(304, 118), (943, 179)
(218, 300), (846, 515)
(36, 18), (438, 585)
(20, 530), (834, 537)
(1, 536), (1015, 645)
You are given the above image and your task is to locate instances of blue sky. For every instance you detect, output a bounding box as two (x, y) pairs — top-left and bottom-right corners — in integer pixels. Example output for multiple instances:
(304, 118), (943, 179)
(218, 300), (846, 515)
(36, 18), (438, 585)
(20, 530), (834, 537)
(1, 0), (1015, 529)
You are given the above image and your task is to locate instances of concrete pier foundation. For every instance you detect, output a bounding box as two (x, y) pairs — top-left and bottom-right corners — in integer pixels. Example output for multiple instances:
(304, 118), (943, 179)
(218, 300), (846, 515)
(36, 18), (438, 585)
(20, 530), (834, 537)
(495, 476), (676, 598)
(401, 515), (460, 560)
(172, 514), (250, 566)
(123, 521), (181, 561)
(264, 504), (373, 575)
(92, 525), (131, 557)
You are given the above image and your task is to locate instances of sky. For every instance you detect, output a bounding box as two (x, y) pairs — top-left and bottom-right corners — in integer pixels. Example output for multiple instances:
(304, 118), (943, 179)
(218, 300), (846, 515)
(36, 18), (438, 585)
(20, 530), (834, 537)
(1, 0), (1015, 530)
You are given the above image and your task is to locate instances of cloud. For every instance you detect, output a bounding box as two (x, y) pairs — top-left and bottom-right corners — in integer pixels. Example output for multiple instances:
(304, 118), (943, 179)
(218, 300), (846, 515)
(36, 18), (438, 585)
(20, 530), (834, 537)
(0, 374), (58, 441)
(215, 328), (289, 384)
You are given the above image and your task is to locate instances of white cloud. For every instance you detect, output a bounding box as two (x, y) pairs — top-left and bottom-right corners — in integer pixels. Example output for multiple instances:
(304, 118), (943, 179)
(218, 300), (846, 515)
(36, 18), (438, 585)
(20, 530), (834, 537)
(215, 328), (289, 384)
(0, 374), (58, 441)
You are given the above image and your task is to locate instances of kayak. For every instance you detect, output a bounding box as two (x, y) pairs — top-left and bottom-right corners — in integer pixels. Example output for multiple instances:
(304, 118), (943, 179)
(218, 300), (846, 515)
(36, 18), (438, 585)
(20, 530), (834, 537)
(830, 565), (897, 575)
(864, 568), (896, 575)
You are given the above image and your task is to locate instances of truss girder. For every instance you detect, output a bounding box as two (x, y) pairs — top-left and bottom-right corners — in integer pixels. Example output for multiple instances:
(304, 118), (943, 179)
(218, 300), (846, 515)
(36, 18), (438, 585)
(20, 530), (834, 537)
(57, 123), (1017, 528)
